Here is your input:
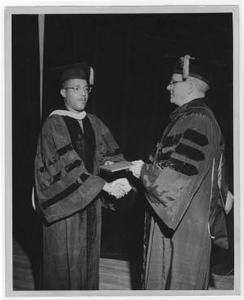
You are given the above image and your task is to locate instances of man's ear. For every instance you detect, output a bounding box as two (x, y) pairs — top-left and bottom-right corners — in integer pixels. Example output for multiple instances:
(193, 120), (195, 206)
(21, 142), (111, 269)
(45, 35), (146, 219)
(60, 88), (66, 98)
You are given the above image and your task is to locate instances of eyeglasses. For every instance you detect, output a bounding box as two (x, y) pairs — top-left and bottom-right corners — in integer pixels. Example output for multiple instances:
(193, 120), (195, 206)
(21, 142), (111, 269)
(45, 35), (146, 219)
(169, 80), (185, 87)
(64, 85), (92, 94)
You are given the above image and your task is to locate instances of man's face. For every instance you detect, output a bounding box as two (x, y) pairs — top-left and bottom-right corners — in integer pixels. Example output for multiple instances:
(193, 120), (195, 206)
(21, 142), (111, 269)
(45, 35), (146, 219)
(167, 73), (189, 107)
(61, 78), (89, 113)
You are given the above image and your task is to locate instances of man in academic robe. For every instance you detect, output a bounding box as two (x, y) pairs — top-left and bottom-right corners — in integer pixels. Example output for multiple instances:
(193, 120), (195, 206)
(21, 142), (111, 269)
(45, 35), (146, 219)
(33, 62), (131, 290)
(129, 55), (233, 290)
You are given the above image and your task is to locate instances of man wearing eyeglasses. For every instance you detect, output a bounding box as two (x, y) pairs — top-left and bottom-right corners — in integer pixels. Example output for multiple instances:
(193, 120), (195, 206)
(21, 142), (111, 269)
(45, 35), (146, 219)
(33, 62), (131, 290)
(129, 55), (233, 290)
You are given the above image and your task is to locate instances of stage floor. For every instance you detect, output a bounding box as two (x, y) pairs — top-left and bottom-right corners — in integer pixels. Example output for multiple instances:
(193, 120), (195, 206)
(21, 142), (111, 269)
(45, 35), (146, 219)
(12, 238), (234, 291)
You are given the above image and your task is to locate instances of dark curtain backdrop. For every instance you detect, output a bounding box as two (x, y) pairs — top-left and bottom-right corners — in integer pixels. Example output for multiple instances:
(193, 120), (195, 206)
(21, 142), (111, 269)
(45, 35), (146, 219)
(12, 13), (234, 288)
(12, 15), (42, 287)
(42, 14), (233, 173)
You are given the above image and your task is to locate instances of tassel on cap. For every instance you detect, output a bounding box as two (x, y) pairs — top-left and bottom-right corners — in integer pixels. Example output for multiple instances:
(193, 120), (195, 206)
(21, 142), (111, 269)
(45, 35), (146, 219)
(173, 54), (212, 85)
(180, 54), (195, 80)
(89, 66), (94, 86)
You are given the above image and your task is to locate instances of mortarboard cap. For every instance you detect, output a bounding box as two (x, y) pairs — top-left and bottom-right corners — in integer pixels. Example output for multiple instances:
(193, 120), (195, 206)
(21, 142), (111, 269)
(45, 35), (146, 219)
(173, 54), (212, 85)
(51, 61), (94, 86)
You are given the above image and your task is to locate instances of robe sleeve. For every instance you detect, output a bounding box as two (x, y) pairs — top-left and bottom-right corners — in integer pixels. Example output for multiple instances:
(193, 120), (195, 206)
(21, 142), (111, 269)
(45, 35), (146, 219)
(140, 112), (217, 230)
(34, 115), (106, 223)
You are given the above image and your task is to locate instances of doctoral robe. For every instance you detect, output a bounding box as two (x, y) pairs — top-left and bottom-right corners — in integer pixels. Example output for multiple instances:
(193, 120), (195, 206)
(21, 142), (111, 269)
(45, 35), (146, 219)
(34, 112), (123, 290)
(140, 98), (228, 290)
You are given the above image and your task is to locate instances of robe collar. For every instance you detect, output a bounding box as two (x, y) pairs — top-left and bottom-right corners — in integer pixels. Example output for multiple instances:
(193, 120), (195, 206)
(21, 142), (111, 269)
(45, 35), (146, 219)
(170, 97), (207, 121)
(49, 109), (87, 120)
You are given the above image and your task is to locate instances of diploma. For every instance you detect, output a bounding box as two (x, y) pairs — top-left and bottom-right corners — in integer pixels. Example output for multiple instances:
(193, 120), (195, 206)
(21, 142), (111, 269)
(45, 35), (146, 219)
(100, 160), (133, 173)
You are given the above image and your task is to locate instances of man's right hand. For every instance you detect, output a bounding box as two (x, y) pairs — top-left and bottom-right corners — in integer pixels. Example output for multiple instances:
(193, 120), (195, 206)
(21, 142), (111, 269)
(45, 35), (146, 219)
(102, 178), (132, 199)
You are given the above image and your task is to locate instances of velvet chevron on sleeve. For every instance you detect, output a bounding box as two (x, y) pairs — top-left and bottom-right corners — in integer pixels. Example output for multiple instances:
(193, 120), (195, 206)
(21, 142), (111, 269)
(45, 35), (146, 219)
(141, 108), (216, 230)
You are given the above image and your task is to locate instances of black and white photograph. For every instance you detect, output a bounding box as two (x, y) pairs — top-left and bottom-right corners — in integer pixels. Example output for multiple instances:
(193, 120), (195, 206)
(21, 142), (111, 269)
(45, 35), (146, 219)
(3, 2), (242, 299)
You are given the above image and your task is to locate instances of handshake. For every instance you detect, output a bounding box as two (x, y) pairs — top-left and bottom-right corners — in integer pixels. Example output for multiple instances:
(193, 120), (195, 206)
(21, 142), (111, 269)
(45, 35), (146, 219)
(102, 178), (132, 199)
(101, 159), (145, 199)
